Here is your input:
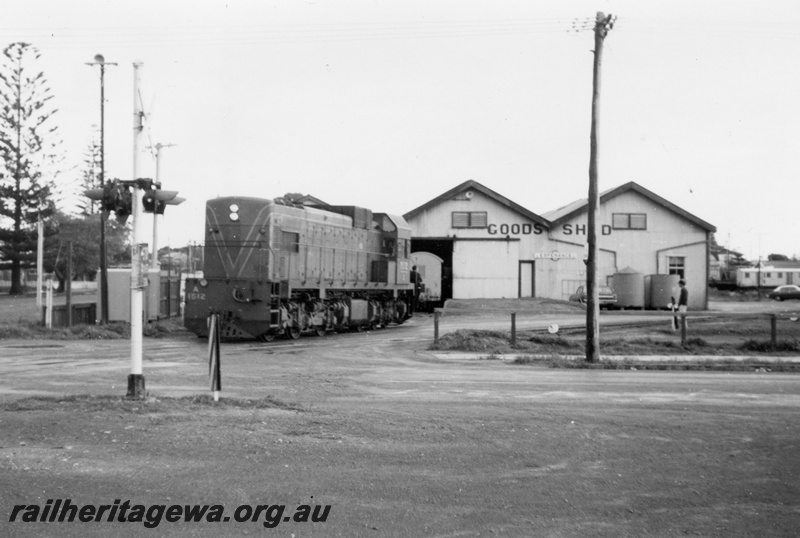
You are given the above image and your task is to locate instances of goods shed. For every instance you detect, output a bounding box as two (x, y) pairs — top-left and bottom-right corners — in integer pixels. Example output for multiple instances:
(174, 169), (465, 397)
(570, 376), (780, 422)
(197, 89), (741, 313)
(404, 180), (715, 310)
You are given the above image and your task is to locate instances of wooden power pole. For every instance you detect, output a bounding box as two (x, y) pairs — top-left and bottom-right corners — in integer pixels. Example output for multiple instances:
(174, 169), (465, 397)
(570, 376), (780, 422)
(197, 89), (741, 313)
(586, 12), (615, 363)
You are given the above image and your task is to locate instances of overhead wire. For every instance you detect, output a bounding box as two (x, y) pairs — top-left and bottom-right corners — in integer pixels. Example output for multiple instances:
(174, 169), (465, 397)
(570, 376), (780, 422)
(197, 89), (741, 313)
(1, 14), (797, 48)
(0, 18), (600, 49)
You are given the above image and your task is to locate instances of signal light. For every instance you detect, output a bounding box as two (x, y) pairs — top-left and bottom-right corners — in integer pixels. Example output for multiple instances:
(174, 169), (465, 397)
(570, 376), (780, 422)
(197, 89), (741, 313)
(143, 188), (183, 214)
(110, 182), (132, 224)
(84, 188), (105, 202)
(84, 180), (131, 223)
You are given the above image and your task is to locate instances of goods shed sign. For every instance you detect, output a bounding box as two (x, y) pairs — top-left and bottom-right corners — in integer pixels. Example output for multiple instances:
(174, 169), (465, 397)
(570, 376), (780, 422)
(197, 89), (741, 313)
(534, 251), (577, 261)
(486, 222), (612, 236)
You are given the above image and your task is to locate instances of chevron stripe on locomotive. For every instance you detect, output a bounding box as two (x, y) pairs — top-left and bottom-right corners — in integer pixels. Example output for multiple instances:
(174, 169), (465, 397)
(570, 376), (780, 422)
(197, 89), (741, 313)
(184, 197), (414, 341)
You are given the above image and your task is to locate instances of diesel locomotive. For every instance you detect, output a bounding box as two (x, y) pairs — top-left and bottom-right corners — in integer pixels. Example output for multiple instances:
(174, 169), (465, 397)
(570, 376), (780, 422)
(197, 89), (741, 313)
(184, 197), (415, 340)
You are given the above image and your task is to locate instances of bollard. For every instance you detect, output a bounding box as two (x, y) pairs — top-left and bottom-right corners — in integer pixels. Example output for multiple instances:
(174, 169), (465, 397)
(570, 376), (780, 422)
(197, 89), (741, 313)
(510, 312), (516, 347)
(680, 315), (687, 346)
(45, 279), (53, 329)
(434, 311), (440, 345)
(208, 313), (222, 402)
(771, 314), (777, 346)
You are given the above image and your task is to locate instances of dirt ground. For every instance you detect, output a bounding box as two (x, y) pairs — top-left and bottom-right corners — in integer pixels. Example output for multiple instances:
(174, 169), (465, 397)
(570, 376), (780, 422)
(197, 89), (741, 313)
(1, 294), (800, 537)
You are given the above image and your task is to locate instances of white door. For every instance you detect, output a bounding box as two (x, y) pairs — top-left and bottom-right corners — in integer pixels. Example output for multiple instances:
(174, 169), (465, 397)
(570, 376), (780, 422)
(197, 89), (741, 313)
(519, 261), (534, 297)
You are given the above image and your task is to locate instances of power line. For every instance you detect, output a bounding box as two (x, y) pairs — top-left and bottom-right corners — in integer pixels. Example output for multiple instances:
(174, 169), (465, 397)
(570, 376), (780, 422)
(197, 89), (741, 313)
(0, 18), (610, 48)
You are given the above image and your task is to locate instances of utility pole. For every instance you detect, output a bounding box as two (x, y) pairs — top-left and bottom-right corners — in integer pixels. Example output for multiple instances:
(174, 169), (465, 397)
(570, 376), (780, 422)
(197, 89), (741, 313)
(586, 12), (615, 363)
(150, 142), (176, 271)
(86, 55), (117, 324)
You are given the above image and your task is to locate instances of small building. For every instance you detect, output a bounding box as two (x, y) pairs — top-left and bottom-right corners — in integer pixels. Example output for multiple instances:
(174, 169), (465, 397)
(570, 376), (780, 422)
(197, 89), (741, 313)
(737, 261), (800, 288)
(709, 245), (747, 287)
(404, 180), (716, 310)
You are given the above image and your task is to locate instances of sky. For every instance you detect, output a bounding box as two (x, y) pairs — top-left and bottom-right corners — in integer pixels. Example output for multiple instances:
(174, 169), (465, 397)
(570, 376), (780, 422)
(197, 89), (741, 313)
(3, 0), (799, 261)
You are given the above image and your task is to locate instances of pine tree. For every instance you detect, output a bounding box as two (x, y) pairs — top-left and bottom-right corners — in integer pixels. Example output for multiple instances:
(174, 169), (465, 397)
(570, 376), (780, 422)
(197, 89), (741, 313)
(0, 42), (62, 294)
(77, 127), (102, 216)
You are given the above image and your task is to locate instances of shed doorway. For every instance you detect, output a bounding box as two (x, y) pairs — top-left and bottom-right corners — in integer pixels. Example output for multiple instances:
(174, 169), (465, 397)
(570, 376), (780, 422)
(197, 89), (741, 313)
(410, 238), (453, 303)
(519, 261), (535, 298)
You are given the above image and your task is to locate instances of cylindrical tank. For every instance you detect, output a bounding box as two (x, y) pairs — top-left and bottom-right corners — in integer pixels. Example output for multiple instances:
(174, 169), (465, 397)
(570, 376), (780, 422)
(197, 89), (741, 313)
(613, 267), (645, 308)
(649, 274), (680, 309)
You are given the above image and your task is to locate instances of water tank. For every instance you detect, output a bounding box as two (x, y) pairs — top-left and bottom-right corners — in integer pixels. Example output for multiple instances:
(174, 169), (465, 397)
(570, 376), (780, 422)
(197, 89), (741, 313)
(613, 267), (645, 308)
(649, 274), (680, 309)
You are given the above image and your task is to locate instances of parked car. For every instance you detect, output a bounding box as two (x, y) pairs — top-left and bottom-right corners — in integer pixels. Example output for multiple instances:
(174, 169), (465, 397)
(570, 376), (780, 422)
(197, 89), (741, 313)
(569, 285), (618, 309)
(767, 284), (800, 301)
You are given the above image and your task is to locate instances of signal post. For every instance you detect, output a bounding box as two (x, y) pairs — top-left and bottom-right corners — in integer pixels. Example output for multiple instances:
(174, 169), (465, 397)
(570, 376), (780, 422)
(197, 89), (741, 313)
(129, 60), (146, 399)
(84, 61), (183, 400)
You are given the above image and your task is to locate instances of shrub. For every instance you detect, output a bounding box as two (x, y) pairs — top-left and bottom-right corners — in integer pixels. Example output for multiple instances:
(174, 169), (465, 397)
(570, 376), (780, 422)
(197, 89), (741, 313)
(740, 339), (800, 353)
(431, 329), (510, 352)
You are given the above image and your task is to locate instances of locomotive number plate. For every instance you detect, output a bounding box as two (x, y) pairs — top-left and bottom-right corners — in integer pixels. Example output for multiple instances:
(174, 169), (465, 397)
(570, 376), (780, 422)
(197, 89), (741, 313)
(187, 292), (206, 301)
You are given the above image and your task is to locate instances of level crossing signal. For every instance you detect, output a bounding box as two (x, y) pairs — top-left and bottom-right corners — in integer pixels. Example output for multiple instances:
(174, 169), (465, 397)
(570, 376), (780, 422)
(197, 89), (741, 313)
(85, 179), (184, 221)
(84, 180), (133, 224)
(142, 185), (185, 214)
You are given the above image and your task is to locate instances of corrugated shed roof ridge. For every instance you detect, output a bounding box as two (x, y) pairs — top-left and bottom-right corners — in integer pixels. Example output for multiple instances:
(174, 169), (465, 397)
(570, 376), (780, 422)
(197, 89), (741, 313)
(403, 179), (549, 227)
(545, 181), (716, 232)
(404, 180), (716, 233)
(753, 260), (800, 269)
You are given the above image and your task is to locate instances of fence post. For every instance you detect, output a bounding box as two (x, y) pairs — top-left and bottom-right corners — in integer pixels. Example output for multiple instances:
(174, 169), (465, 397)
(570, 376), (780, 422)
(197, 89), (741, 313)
(434, 310), (440, 345)
(510, 312), (516, 347)
(771, 314), (777, 346)
(45, 279), (53, 329)
(680, 314), (687, 346)
(66, 240), (73, 328)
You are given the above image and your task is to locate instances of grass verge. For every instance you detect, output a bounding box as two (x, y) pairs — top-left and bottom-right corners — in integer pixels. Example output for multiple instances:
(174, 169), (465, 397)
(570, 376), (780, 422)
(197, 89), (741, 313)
(511, 355), (800, 372)
(0, 317), (193, 341)
(431, 325), (800, 370)
(0, 394), (303, 413)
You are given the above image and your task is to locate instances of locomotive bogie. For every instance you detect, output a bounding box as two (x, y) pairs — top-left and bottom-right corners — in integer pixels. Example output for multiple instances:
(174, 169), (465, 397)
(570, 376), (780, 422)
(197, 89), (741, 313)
(184, 196), (415, 340)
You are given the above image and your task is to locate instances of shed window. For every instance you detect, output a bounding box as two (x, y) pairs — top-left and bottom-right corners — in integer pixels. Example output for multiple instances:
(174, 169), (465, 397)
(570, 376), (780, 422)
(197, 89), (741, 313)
(612, 213), (647, 230)
(668, 256), (685, 278)
(452, 211), (488, 228)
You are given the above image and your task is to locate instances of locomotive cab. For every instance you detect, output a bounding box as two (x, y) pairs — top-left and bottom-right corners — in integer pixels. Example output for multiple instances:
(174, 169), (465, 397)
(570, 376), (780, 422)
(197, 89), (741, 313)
(371, 213), (412, 286)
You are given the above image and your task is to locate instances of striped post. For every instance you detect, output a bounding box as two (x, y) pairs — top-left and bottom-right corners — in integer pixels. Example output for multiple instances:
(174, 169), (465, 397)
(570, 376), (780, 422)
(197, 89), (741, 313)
(208, 314), (221, 401)
(510, 312), (516, 347)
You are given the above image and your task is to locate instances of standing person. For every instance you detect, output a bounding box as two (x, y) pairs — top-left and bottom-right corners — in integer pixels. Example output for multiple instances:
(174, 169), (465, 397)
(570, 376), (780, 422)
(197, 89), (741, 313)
(678, 279), (689, 329)
(410, 265), (423, 314)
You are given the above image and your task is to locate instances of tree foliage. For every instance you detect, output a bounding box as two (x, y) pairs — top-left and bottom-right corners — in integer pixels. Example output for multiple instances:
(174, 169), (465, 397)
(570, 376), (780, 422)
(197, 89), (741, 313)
(273, 192), (305, 205)
(77, 126), (102, 216)
(0, 42), (62, 294)
(767, 253), (789, 262)
(45, 212), (130, 291)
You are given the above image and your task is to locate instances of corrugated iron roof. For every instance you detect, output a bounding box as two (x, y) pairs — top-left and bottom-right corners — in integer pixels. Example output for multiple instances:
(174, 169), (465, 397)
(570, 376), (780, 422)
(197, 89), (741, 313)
(544, 181), (716, 232)
(403, 179), (550, 228)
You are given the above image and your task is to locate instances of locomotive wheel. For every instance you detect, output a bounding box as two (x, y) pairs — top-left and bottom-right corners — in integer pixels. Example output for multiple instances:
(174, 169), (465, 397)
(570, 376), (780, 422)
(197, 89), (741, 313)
(313, 324), (327, 337)
(257, 332), (275, 343)
(352, 323), (364, 333)
(285, 325), (301, 340)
